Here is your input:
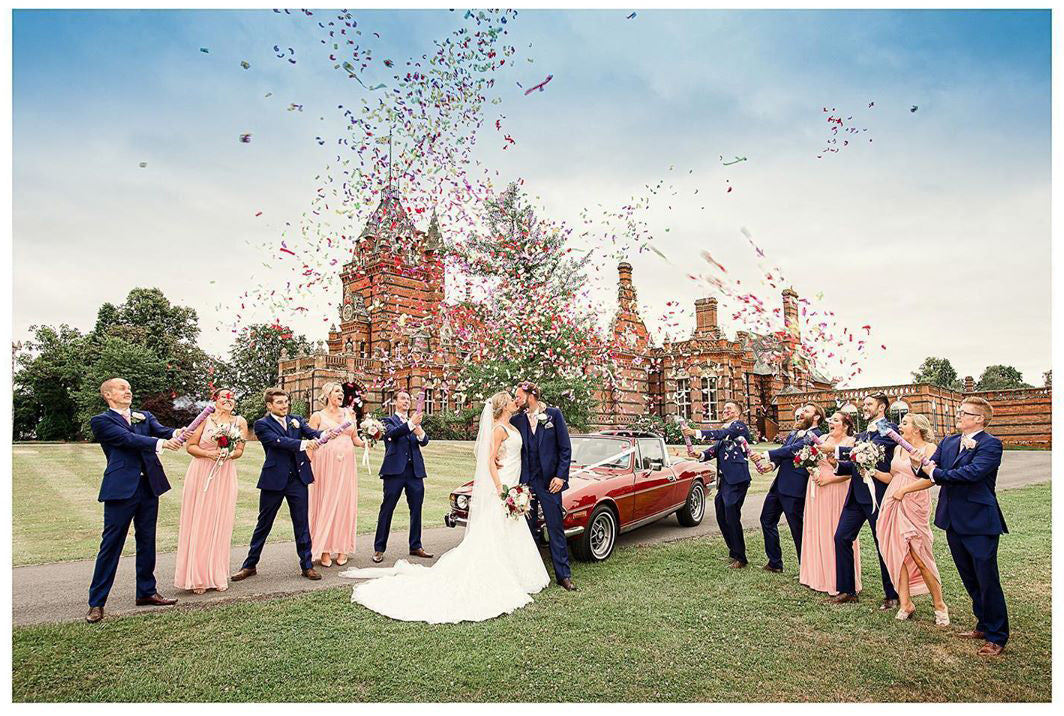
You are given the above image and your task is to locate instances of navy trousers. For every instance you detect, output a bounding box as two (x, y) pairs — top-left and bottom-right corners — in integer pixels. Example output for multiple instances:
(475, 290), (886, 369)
(947, 530), (1009, 646)
(715, 480), (749, 564)
(374, 464), (424, 553)
(760, 484), (804, 569)
(88, 475), (159, 607)
(833, 500), (898, 599)
(527, 476), (571, 582)
(242, 472), (313, 571)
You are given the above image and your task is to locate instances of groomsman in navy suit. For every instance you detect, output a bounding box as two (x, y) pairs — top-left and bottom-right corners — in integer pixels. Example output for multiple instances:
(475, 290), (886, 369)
(232, 388), (323, 582)
(757, 403), (825, 573)
(86, 378), (184, 623)
(372, 390), (433, 563)
(682, 400), (754, 568)
(829, 393), (899, 608)
(915, 397), (1009, 656)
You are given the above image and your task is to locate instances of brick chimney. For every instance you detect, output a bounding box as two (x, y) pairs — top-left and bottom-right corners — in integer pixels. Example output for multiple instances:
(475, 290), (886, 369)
(695, 297), (718, 335)
(963, 375), (974, 393)
(782, 288), (799, 340)
(617, 262), (637, 313)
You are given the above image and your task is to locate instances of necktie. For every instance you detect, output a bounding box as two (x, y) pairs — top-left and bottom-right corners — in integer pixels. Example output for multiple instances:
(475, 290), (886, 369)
(121, 411), (131, 425)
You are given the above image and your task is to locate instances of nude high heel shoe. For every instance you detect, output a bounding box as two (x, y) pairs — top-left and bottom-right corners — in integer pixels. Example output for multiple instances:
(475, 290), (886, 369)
(934, 607), (950, 626)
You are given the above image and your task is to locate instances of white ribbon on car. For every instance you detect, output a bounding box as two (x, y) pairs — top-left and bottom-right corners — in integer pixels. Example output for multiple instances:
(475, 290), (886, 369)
(569, 446), (637, 478)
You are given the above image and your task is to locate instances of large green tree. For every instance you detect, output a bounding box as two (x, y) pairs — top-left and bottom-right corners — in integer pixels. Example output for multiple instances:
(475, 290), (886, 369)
(13, 325), (87, 440)
(220, 323), (312, 420)
(976, 364), (1032, 391)
(911, 356), (962, 391)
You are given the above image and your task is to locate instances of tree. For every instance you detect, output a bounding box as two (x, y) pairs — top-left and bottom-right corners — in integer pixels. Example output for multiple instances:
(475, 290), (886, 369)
(1043, 370), (1052, 388)
(976, 365), (1032, 391)
(911, 356), (962, 391)
(13, 325), (88, 440)
(73, 335), (171, 436)
(221, 323), (312, 419)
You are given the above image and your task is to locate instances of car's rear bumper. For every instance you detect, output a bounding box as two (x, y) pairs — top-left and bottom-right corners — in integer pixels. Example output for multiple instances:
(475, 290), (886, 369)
(444, 510), (584, 538)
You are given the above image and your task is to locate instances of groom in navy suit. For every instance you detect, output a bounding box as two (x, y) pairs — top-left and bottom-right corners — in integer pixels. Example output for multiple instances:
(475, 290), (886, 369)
(758, 403), (825, 573)
(86, 378), (184, 623)
(510, 381), (576, 591)
(916, 397), (1009, 656)
(830, 392), (899, 608)
(372, 390), (433, 563)
(232, 388), (323, 582)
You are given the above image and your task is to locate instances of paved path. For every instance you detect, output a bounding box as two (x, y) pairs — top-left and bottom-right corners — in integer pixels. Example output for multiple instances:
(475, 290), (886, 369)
(12, 451), (1050, 627)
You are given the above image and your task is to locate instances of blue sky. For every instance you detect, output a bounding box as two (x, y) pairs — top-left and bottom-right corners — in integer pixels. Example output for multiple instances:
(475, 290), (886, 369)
(12, 8), (1052, 388)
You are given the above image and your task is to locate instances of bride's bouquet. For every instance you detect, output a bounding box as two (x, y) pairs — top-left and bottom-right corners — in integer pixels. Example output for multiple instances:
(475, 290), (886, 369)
(792, 443), (823, 473)
(204, 423), (245, 492)
(500, 484), (533, 520)
(359, 417), (386, 466)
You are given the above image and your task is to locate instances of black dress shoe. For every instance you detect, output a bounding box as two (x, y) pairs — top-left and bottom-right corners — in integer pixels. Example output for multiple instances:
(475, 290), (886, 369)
(135, 593), (178, 607)
(558, 578), (578, 591)
(762, 564), (784, 573)
(86, 606), (104, 623)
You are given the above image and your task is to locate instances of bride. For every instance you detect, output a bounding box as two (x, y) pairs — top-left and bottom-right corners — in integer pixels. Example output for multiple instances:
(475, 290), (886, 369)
(339, 391), (550, 623)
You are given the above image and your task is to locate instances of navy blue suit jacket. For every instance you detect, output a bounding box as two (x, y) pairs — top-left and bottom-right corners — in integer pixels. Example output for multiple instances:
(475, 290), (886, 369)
(253, 414), (320, 490)
(696, 421), (753, 486)
(379, 414), (430, 478)
(90, 409), (177, 501)
(766, 427), (824, 498)
(511, 406), (573, 488)
(836, 419), (898, 508)
(919, 432), (1007, 536)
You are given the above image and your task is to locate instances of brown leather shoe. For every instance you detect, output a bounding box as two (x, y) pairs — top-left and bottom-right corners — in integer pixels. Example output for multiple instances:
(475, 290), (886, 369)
(302, 568), (322, 580)
(86, 606), (104, 623)
(135, 593), (178, 607)
(829, 593), (859, 604)
(958, 629), (986, 639)
(372, 551), (384, 563)
(409, 548), (434, 559)
(978, 641), (1005, 656)
(729, 560), (747, 569)
(879, 598), (899, 611)
(558, 578), (578, 591)
(230, 567), (256, 582)
(763, 564), (783, 573)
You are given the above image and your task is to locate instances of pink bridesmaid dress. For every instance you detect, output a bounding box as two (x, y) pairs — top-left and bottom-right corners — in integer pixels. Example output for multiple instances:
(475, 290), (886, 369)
(876, 449), (940, 597)
(174, 418), (239, 591)
(799, 448), (862, 595)
(308, 409), (359, 557)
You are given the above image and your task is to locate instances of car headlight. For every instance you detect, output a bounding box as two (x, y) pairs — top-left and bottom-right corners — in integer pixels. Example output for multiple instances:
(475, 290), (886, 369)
(456, 494), (469, 510)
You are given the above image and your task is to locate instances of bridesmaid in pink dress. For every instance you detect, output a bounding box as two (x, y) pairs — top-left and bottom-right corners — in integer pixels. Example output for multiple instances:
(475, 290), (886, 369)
(308, 382), (365, 568)
(174, 388), (247, 594)
(875, 413), (949, 625)
(800, 411), (861, 595)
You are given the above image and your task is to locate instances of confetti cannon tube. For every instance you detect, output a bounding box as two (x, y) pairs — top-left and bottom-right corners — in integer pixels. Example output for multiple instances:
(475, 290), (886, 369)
(737, 436), (773, 474)
(673, 415), (694, 453)
(316, 420), (354, 446)
(175, 405), (216, 446)
(875, 423), (932, 466)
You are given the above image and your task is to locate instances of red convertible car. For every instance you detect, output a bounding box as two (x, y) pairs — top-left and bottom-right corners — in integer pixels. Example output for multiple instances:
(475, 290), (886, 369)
(444, 430), (715, 562)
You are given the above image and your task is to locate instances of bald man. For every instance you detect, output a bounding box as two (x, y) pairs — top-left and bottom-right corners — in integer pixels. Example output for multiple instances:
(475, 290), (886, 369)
(85, 378), (183, 623)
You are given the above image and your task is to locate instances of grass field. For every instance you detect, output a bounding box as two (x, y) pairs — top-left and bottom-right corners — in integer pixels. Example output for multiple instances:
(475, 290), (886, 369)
(11, 441), (776, 566)
(11, 483), (1051, 702)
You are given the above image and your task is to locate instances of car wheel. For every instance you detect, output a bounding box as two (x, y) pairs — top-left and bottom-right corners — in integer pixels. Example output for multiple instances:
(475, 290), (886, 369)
(676, 480), (706, 527)
(573, 504), (618, 562)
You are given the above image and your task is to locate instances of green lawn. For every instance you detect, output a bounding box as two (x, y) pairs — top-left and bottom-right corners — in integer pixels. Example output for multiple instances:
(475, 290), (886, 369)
(11, 441), (775, 566)
(11, 484), (1050, 702)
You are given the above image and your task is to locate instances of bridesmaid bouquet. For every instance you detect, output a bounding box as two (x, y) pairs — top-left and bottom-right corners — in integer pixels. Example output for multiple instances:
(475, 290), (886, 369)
(204, 423), (245, 492)
(500, 484), (533, 520)
(792, 443), (823, 473)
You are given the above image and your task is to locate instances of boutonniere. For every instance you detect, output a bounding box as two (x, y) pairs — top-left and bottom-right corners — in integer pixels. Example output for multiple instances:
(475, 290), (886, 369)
(796, 430), (807, 438)
(960, 435), (977, 451)
(289, 418), (300, 429)
(536, 413), (548, 423)
(130, 412), (145, 424)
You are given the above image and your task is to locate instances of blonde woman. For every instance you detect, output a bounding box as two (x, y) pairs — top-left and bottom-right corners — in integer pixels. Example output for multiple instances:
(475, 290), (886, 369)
(876, 413), (949, 625)
(308, 382), (365, 567)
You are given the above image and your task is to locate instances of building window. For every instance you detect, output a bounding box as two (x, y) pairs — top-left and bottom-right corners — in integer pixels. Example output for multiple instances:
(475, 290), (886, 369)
(344, 339), (353, 354)
(424, 389), (435, 416)
(701, 376), (718, 421)
(675, 378), (691, 420)
(358, 341), (367, 358)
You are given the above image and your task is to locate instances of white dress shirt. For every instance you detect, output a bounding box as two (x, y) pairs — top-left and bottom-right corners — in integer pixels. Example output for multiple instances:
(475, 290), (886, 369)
(396, 412), (425, 439)
(271, 412), (309, 452)
(112, 407), (166, 453)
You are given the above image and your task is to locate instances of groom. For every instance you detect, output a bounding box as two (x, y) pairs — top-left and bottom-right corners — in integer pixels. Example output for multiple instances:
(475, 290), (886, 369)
(511, 381), (576, 591)
(86, 378), (184, 623)
(232, 388), (322, 582)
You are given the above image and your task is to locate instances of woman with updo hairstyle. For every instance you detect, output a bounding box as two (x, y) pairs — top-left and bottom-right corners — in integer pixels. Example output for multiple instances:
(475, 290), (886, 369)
(876, 413), (949, 625)
(308, 381), (365, 568)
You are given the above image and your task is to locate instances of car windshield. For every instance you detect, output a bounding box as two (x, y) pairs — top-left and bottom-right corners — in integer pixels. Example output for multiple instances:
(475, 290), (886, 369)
(570, 437), (633, 469)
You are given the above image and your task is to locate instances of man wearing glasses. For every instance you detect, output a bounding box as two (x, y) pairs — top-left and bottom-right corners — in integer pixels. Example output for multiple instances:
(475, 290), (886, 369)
(914, 397), (1008, 656)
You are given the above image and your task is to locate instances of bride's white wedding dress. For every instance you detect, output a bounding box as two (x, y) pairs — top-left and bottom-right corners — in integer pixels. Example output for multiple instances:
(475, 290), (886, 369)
(339, 403), (550, 623)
